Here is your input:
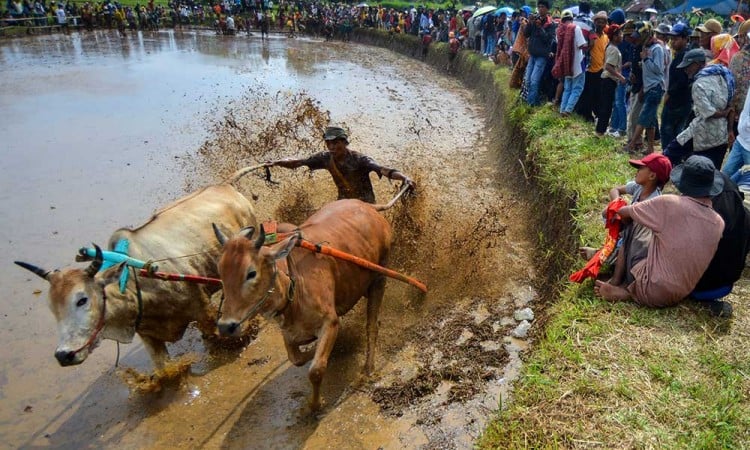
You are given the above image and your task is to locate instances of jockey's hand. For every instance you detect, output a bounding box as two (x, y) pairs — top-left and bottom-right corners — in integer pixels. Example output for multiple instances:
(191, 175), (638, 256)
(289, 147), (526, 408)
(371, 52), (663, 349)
(263, 160), (276, 168)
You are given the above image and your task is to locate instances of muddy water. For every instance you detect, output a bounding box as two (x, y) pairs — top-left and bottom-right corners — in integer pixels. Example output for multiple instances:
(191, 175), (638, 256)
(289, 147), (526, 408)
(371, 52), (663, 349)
(0, 30), (537, 449)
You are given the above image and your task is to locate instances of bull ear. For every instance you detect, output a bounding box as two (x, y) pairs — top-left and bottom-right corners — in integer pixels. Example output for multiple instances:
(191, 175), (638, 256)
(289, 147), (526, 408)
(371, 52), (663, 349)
(254, 224), (266, 250)
(239, 226), (256, 240)
(272, 234), (298, 260)
(212, 223), (228, 247)
(84, 244), (103, 278)
(97, 262), (127, 289)
(14, 261), (52, 280)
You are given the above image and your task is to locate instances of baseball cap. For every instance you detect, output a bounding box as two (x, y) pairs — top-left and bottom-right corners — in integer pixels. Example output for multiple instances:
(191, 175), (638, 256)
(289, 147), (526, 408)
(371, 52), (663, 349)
(697, 18), (722, 34)
(561, 9), (573, 20)
(629, 153), (672, 186)
(667, 22), (690, 37)
(676, 48), (708, 68)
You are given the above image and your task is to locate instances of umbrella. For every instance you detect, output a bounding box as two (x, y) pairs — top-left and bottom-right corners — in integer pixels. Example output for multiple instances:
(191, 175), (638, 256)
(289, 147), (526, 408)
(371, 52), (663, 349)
(644, 7), (658, 13)
(356, 2), (368, 7)
(471, 5), (497, 19)
(461, 5), (476, 12)
(494, 6), (514, 16)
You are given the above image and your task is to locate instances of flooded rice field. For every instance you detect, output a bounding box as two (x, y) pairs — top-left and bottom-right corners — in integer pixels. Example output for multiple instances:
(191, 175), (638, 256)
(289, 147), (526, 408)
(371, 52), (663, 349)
(0, 29), (536, 448)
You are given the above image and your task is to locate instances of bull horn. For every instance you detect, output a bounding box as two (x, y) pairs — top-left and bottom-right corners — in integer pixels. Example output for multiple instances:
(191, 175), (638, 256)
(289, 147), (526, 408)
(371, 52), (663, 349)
(254, 224), (266, 249)
(212, 223), (228, 247)
(84, 244), (103, 278)
(14, 261), (51, 280)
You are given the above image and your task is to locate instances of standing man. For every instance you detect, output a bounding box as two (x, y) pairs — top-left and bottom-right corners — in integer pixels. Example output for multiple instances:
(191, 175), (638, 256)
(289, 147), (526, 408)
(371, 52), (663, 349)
(697, 18), (722, 51)
(575, 10), (608, 122)
(625, 22), (665, 155)
(665, 49), (735, 169)
(660, 23), (692, 149)
(265, 126), (415, 204)
(523, 0), (556, 106)
(555, 9), (588, 116)
(56, 3), (69, 34)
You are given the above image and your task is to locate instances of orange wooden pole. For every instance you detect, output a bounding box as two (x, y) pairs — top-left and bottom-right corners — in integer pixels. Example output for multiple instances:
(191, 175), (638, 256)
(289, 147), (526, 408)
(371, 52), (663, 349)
(296, 239), (428, 293)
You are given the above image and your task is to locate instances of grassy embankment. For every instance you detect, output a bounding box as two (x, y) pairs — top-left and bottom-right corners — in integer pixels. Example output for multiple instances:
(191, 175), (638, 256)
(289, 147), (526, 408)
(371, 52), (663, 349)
(352, 28), (750, 448)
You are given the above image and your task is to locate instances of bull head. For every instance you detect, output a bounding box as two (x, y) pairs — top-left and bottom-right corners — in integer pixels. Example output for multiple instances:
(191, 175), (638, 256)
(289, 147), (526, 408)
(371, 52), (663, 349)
(215, 226), (296, 337)
(14, 245), (107, 366)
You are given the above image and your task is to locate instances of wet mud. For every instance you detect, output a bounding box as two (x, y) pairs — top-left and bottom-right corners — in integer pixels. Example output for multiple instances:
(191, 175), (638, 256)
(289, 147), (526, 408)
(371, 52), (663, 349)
(1, 30), (537, 448)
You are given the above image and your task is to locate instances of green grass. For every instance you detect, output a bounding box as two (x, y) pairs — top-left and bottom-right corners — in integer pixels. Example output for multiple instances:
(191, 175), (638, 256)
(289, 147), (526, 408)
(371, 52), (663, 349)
(470, 56), (750, 449)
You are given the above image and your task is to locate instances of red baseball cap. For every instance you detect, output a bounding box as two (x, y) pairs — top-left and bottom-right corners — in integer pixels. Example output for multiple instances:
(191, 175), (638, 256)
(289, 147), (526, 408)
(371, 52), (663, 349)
(629, 153), (672, 185)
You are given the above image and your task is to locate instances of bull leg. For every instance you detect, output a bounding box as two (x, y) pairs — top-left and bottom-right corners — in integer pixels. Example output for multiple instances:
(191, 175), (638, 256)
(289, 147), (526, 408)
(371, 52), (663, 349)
(308, 317), (339, 411)
(140, 335), (168, 370)
(283, 338), (315, 366)
(364, 276), (386, 375)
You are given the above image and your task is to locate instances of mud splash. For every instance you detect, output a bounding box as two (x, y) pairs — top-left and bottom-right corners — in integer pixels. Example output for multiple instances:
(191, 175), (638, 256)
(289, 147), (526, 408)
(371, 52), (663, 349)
(183, 86), (537, 445)
(3, 33), (538, 449)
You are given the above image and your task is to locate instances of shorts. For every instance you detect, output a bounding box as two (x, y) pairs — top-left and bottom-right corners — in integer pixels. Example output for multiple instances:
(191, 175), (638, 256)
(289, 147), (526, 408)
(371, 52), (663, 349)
(637, 85), (664, 128)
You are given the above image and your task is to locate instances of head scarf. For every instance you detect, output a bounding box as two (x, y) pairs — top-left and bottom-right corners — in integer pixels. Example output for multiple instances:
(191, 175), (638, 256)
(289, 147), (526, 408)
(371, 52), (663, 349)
(710, 33), (739, 66)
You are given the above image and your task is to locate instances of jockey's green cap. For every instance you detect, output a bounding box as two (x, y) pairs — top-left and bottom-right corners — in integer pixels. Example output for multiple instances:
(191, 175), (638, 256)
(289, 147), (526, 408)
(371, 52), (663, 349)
(323, 126), (349, 141)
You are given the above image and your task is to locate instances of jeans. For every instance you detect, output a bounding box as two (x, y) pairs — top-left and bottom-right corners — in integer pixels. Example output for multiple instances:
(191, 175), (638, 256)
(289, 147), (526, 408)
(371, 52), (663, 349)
(485, 34), (496, 56)
(524, 55), (547, 106)
(722, 139), (750, 177)
(610, 82), (627, 132)
(660, 102), (691, 149)
(560, 72), (585, 114)
(637, 85), (664, 128)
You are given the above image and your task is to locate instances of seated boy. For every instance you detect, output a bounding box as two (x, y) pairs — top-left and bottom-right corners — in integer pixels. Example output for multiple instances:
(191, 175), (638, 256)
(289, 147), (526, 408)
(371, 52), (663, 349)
(605, 153), (672, 287)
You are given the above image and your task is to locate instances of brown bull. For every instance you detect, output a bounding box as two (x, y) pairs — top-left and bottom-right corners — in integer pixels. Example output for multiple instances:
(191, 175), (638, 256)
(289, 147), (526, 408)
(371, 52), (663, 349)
(15, 167), (260, 370)
(213, 199), (392, 410)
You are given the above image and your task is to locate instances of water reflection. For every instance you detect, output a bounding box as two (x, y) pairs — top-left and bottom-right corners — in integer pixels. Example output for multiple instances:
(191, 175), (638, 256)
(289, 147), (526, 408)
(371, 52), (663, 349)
(0, 30), (332, 75)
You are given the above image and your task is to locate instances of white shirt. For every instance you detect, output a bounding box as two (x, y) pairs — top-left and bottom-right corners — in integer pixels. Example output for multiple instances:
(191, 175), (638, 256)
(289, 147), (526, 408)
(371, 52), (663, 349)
(572, 25), (586, 78)
(56, 7), (66, 24)
(738, 85), (750, 151)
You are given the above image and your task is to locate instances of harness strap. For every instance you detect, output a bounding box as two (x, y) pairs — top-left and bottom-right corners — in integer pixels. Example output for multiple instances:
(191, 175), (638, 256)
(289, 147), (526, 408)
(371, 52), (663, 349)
(71, 289), (107, 356)
(130, 266), (144, 331)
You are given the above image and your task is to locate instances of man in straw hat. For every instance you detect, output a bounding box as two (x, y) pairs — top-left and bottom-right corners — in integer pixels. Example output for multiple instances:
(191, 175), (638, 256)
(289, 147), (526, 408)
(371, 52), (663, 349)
(595, 155), (724, 309)
(265, 126), (415, 204)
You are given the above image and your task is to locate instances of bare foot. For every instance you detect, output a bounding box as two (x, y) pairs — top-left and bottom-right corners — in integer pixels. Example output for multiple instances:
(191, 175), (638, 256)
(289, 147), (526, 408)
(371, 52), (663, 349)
(594, 280), (631, 302)
(579, 246), (598, 260)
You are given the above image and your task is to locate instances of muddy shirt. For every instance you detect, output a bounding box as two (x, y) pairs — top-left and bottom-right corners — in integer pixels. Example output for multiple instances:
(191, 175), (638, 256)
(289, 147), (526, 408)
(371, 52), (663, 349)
(299, 150), (393, 203)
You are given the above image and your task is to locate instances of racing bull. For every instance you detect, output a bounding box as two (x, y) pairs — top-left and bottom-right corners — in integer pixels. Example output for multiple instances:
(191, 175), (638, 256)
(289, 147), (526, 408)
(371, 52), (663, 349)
(212, 199), (392, 410)
(15, 166), (260, 370)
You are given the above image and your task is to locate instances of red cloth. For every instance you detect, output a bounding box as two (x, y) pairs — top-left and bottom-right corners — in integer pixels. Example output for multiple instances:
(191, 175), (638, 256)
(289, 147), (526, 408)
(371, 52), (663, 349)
(552, 21), (576, 79)
(569, 198), (628, 283)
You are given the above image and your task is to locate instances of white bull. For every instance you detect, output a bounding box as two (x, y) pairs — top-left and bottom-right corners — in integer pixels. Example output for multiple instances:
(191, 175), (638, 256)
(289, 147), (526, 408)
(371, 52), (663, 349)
(15, 166), (260, 369)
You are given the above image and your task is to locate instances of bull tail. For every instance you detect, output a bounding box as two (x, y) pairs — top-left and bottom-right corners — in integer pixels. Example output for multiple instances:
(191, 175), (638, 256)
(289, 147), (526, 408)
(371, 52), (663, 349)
(226, 164), (265, 184)
(372, 184), (411, 212)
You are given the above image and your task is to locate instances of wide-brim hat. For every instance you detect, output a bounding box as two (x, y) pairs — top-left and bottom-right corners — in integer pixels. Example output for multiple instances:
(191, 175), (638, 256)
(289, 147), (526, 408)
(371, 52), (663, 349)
(697, 18), (722, 34)
(670, 155), (724, 197)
